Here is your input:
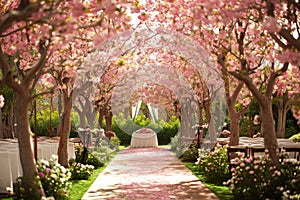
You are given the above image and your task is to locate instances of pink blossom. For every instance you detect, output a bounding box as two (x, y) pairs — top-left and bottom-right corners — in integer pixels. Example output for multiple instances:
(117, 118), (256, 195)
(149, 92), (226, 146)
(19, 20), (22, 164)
(263, 17), (281, 33)
(240, 163), (245, 167)
(249, 170), (254, 175)
(72, 2), (85, 17)
(46, 168), (52, 173)
(138, 13), (149, 21)
(38, 172), (45, 179)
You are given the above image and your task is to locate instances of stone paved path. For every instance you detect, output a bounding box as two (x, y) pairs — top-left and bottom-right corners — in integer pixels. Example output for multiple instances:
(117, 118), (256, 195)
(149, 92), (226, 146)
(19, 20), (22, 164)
(82, 147), (219, 200)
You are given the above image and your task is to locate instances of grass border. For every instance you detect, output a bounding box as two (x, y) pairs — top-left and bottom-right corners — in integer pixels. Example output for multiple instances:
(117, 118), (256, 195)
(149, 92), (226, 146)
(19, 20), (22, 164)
(183, 162), (234, 200)
(68, 165), (107, 200)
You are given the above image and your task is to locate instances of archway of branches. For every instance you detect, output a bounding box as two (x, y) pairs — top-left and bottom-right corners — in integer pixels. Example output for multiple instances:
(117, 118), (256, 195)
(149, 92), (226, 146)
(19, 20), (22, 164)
(73, 26), (226, 149)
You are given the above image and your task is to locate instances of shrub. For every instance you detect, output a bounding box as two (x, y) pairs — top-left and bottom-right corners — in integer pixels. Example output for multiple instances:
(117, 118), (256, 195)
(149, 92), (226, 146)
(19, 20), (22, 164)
(74, 138), (117, 168)
(36, 155), (72, 200)
(226, 151), (300, 200)
(181, 147), (199, 162)
(170, 133), (191, 157)
(13, 177), (41, 200)
(70, 163), (94, 180)
(86, 151), (106, 168)
(157, 116), (180, 145)
(110, 136), (121, 147)
(30, 109), (60, 136)
(197, 145), (230, 185)
(112, 114), (179, 145)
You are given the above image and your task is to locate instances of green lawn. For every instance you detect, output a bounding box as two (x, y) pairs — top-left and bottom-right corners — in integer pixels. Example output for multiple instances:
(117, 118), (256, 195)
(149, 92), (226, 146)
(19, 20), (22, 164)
(68, 165), (107, 200)
(183, 162), (234, 200)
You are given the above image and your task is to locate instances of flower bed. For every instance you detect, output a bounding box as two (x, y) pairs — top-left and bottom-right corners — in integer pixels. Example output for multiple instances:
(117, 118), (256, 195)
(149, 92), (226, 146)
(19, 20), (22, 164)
(225, 151), (300, 200)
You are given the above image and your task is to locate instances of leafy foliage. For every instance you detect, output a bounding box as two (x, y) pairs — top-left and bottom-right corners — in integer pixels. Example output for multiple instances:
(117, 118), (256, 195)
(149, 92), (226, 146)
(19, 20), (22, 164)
(113, 114), (179, 145)
(36, 155), (72, 200)
(290, 133), (300, 142)
(180, 146), (199, 162)
(70, 163), (94, 180)
(226, 152), (300, 200)
(196, 145), (230, 185)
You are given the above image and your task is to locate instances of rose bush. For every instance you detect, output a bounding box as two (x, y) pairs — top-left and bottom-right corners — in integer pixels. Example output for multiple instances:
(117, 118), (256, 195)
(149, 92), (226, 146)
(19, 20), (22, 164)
(36, 155), (72, 200)
(197, 145), (230, 185)
(225, 151), (300, 200)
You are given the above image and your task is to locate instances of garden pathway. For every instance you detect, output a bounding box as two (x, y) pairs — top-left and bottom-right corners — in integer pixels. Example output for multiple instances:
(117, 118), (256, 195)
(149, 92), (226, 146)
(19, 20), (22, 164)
(82, 147), (219, 200)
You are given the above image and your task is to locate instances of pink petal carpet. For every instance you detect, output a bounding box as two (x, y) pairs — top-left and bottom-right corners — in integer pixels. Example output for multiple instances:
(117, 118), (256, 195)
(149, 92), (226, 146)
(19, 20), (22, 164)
(82, 147), (219, 200)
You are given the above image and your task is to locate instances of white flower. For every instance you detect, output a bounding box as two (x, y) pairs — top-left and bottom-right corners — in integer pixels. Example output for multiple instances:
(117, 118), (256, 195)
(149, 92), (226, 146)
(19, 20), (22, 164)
(0, 95), (4, 108)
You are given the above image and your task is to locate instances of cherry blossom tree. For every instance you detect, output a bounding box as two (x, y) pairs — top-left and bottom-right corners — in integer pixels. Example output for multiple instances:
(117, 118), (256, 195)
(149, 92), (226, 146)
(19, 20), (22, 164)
(273, 67), (300, 137)
(0, 94), (4, 138)
(0, 0), (132, 195)
(0, 0), (58, 197)
(133, 0), (300, 165)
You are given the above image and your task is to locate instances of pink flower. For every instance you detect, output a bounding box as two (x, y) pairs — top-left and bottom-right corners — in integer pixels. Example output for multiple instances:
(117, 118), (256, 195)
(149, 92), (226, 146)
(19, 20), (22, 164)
(46, 168), (52, 173)
(249, 170), (254, 175)
(240, 163), (245, 167)
(263, 17), (281, 33)
(38, 172), (45, 179)
(105, 131), (115, 138)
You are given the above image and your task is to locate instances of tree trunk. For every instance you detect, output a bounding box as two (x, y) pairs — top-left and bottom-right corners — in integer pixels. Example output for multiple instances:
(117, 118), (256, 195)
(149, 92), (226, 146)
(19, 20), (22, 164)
(248, 111), (253, 137)
(105, 110), (113, 131)
(276, 96), (290, 138)
(56, 94), (63, 136)
(276, 99), (284, 138)
(98, 109), (104, 129)
(260, 101), (279, 166)
(228, 109), (240, 146)
(7, 103), (15, 138)
(0, 109), (3, 138)
(49, 95), (53, 137)
(15, 92), (45, 198)
(86, 104), (96, 128)
(58, 91), (72, 167)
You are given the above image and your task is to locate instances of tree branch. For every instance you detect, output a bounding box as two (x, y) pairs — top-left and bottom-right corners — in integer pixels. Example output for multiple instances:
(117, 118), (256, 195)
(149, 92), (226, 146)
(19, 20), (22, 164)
(0, 2), (40, 34)
(24, 39), (49, 83)
(0, 47), (21, 92)
(279, 28), (300, 51)
(266, 62), (289, 98)
(229, 70), (265, 105)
